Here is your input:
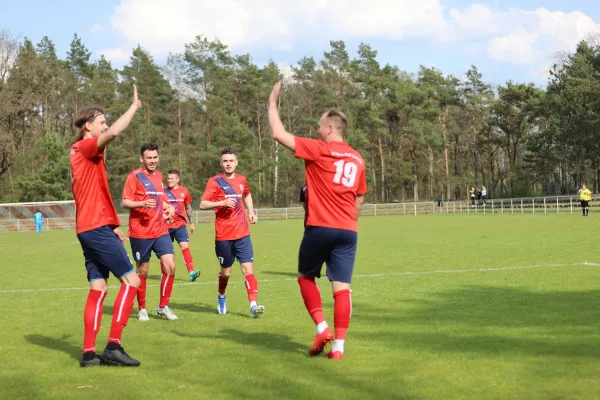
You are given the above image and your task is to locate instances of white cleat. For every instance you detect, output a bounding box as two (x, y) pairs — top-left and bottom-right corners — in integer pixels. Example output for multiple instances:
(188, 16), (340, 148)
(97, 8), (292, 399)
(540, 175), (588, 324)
(218, 294), (227, 315)
(157, 306), (178, 320)
(138, 308), (149, 322)
(250, 304), (265, 318)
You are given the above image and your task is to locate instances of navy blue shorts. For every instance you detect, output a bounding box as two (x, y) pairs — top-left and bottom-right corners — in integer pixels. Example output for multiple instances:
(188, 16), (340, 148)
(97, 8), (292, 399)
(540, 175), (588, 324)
(77, 226), (135, 282)
(169, 226), (189, 244)
(130, 234), (174, 264)
(215, 235), (254, 268)
(298, 226), (358, 283)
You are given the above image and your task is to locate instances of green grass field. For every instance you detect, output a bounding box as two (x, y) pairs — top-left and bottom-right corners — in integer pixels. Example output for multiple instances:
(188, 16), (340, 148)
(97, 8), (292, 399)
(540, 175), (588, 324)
(1, 213), (600, 400)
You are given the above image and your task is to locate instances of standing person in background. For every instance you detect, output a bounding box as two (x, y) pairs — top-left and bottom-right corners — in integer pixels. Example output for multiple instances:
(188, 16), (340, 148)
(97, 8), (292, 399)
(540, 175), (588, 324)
(34, 210), (44, 236)
(164, 170), (200, 282)
(481, 186), (487, 206)
(578, 184), (592, 216)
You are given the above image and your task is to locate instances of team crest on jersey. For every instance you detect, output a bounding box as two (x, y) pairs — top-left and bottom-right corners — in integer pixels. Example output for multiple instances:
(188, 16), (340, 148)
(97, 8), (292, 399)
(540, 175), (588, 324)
(239, 184), (243, 190)
(180, 193), (184, 197)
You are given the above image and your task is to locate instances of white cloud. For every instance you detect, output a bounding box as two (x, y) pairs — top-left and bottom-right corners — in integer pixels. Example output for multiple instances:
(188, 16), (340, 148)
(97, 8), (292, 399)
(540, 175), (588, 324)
(449, 5), (600, 75)
(104, 0), (449, 59)
(487, 29), (538, 65)
(108, 0), (291, 57)
(102, 0), (600, 81)
(91, 24), (103, 33)
(97, 47), (130, 63)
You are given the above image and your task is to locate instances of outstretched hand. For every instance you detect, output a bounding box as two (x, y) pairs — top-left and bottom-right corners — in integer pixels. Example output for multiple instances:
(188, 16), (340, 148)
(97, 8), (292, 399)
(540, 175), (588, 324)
(132, 84), (142, 109)
(268, 81), (281, 109)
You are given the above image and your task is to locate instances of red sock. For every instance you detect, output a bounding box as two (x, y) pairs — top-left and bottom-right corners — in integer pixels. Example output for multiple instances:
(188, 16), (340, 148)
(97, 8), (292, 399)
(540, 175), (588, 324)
(181, 248), (195, 273)
(333, 289), (351, 340)
(298, 276), (325, 325)
(159, 272), (175, 308)
(218, 272), (229, 295)
(108, 285), (138, 345)
(137, 274), (147, 310)
(83, 290), (107, 353)
(244, 273), (258, 302)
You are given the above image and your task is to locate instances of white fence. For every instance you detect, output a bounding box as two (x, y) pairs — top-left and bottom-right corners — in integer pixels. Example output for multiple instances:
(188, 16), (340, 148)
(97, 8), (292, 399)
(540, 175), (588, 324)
(0, 195), (596, 233)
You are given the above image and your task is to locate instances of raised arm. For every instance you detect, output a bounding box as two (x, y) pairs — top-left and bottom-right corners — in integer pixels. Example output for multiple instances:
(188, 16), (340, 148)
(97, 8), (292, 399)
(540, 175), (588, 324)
(97, 85), (142, 152)
(268, 81), (296, 151)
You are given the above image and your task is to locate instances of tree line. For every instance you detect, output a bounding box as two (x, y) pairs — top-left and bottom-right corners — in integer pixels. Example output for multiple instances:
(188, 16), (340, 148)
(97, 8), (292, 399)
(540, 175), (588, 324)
(1, 29), (599, 206)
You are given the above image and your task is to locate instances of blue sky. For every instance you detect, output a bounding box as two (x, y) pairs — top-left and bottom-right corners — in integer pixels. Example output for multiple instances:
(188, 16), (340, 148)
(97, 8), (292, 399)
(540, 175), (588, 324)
(2, 0), (599, 86)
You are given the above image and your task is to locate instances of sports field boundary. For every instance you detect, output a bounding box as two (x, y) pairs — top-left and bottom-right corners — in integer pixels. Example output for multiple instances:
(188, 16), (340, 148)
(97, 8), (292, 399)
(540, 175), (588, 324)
(2, 261), (598, 294)
(2, 194), (600, 233)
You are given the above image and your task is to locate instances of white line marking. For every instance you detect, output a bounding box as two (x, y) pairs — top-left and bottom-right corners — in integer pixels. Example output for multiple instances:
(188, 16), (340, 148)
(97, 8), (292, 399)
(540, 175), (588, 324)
(1, 262), (599, 294)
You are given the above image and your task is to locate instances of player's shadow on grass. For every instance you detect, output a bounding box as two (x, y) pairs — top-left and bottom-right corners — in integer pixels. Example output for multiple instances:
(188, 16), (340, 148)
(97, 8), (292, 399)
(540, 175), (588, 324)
(262, 270), (297, 277)
(173, 329), (306, 354)
(353, 285), (600, 358)
(25, 334), (80, 361)
(168, 302), (248, 318)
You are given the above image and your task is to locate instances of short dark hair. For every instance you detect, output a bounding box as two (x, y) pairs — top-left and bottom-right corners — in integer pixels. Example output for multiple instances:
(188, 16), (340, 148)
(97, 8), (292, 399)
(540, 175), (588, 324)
(168, 169), (180, 176)
(140, 142), (159, 156)
(221, 147), (236, 156)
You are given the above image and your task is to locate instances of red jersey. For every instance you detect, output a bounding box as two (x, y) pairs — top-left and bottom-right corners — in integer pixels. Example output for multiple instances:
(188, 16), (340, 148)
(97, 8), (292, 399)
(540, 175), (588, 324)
(70, 137), (120, 234)
(294, 137), (367, 232)
(164, 185), (192, 229)
(122, 168), (169, 239)
(201, 174), (250, 241)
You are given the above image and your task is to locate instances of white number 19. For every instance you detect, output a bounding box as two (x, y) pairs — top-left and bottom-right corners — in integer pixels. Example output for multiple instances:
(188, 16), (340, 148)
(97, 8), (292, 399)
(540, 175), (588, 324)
(333, 160), (358, 187)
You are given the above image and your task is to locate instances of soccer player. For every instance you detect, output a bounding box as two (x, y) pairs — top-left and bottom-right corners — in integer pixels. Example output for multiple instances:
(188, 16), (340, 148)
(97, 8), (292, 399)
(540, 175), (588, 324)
(578, 184), (592, 216)
(199, 148), (265, 318)
(300, 184), (308, 228)
(164, 170), (200, 282)
(122, 143), (178, 321)
(268, 81), (367, 360)
(70, 85), (142, 367)
(33, 210), (43, 236)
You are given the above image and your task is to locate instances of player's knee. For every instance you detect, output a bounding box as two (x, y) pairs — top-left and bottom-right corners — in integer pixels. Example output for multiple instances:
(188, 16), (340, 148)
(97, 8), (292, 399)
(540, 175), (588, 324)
(297, 272), (310, 279)
(90, 280), (108, 292)
(241, 263), (253, 275)
(331, 280), (351, 292)
(136, 263), (149, 277)
(220, 267), (232, 278)
(179, 242), (189, 250)
(161, 256), (176, 273)
(121, 272), (140, 288)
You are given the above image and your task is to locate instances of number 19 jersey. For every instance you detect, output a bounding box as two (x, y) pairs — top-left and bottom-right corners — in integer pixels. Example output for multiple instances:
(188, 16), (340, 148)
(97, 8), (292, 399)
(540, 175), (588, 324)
(294, 137), (367, 232)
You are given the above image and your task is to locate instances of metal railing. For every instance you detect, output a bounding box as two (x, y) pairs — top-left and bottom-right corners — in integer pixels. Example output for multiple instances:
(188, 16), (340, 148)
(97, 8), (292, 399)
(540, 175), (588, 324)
(0, 195), (596, 233)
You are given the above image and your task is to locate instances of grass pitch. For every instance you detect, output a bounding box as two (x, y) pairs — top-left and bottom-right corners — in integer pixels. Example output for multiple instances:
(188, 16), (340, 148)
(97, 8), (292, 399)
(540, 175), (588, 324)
(1, 213), (600, 399)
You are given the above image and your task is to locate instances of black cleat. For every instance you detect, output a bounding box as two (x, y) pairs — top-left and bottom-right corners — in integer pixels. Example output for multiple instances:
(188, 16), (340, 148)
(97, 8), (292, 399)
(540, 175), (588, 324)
(102, 344), (141, 367)
(80, 351), (102, 367)
(80, 351), (121, 367)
